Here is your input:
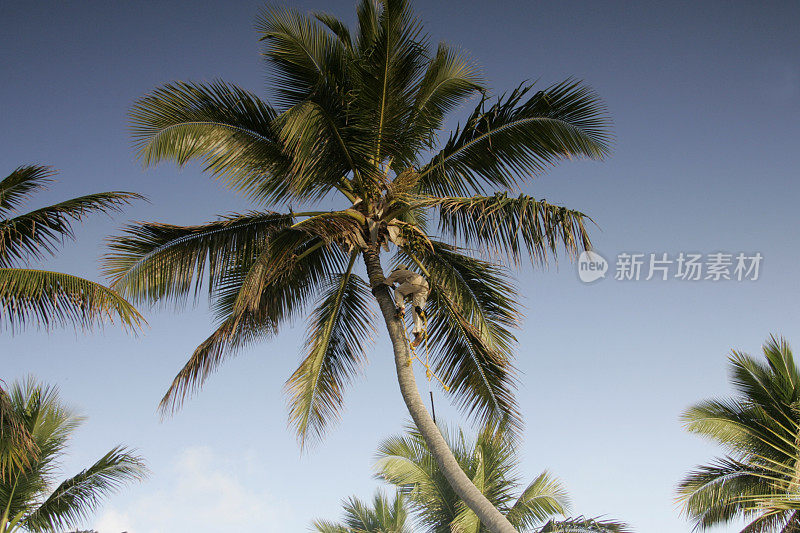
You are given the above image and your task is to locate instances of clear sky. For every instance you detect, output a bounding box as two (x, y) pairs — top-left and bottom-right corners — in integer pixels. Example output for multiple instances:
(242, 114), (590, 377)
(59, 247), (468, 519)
(2, 1), (799, 531)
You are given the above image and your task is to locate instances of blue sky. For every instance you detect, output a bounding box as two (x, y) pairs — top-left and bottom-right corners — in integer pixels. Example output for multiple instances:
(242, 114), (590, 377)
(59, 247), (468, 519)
(2, 0), (799, 531)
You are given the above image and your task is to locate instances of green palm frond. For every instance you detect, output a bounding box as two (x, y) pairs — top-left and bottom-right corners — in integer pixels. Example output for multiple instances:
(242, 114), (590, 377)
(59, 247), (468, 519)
(0, 269), (143, 332)
(158, 230), (347, 414)
(403, 43), (483, 153)
(130, 81), (301, 204)
(433, 193), (593, 265)
(349, 0), (427, 169)
(678, 336), (800, 531)
(104, 211), (293, 305)
(285, 253), (376, 447)
(417, 80), (610, 197)
(399, 243), (521, 432)
(0, 190), (144, 268)
(0, 166), (54, 217)
(23, 446), (147, 532)
(505, 472), (569, 531)
(0, 379), (146, 533)
(0, 387), (37, 481)
(374, 423), (626, 532)
(538, 517), (630, 533)
(313, 491), (411, 533)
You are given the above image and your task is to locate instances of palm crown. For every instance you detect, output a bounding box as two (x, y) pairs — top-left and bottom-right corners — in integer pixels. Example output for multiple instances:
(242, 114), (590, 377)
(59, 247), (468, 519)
(106, 0), (609, 440)
(104, 2), (609, 530)
(316, 423), (628, 533)
(678, 336), (800, 531)
(0, 378), (147, 533)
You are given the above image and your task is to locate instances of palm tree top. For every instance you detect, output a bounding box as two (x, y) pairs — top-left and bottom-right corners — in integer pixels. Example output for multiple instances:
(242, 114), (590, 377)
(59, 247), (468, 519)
(107, 0), (610, 445)
(678, 335), (800, 532)
(0, 377), (147, 533)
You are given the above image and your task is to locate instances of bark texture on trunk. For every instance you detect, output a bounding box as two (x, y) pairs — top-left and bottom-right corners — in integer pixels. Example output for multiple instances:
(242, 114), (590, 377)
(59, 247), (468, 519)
(362, 249), (519, 533)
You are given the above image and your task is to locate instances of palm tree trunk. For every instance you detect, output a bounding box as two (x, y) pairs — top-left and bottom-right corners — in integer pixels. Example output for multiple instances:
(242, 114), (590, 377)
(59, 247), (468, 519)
(362, 248), (518, 533)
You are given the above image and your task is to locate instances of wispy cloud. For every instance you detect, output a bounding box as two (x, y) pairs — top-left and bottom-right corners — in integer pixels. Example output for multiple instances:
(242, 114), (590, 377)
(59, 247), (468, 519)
(95, 446), (298, 533)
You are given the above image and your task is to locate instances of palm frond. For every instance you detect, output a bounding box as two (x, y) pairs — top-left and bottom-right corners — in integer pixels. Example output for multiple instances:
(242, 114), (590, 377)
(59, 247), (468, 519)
(0, 268), (143, 332)
(0, 386), (37, 481)
(129, 81), (302, 204)
(350, 0), (428, 169)
(417, 79), (610, 197)
(403, 42), (483, 154)
(0, 191), (145, 268)
(0, 165), (54, 217)
(506, 471), (570, 530)
(285, 253), (376, 448)
(399, 242), (522, 432)
(158, 309), (277, 415)
(256, 4), (348, 110)
(538, 516), (631, 533)
(23, 446), (147, 532)
(158, 229), (346, 414)
(433, 193), (593, 265)
(104, 211), (292, 305)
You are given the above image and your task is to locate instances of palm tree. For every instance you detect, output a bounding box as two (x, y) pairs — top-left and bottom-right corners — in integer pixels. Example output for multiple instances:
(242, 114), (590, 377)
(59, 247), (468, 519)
(313, 491), (412, 533)
(677, 335), (800, 531)
(0, 165), (143, 332)
(0, 378), (147, 533)
(370, 423), (628, 533)
(103, 1), (610, 530)
(0, 164), (143, 486)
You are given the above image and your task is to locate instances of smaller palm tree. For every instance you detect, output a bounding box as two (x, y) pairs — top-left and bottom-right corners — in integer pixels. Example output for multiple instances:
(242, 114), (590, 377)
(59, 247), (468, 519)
(316, 423), (628, 532)
(313, 491), (412, 533)
(0, 165), (143, 332)
(0, 378), (147, 533)
(677, 335), (800, 532)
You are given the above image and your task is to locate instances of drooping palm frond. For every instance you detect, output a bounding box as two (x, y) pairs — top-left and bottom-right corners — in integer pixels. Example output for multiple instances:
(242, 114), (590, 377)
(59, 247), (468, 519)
(0, 269), (143, 332)
(130, 81), (304, 205)
(22, 446), (147, 532)
(0, 191), (144, 268)
(0, 166), (54, 217)
(417, 80), (610, 197)
(432, 193), (593, 266)
(399, 242), (521, 432)
(158, 229), (347, 414)
(285, 253), (376, 447)
(104, 211), (293, 305)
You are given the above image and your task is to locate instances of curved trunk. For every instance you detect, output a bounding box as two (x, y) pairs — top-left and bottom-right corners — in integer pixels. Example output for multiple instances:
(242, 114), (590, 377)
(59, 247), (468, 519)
(362, 249), (518, 533)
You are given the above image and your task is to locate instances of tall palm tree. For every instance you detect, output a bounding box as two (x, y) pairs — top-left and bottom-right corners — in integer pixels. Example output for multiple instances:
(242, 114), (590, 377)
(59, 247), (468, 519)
(371, 423), (628, 533)
(677, 335), (800, 532)
(313, 491), (412, 533)
(0, 378), (147, 533)
(0, 164), (143, 332)
(103, 1), (610, 530)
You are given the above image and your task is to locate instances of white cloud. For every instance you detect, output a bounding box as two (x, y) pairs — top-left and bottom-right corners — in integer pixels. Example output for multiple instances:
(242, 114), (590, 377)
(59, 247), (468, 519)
(94, 446), (297, 533)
